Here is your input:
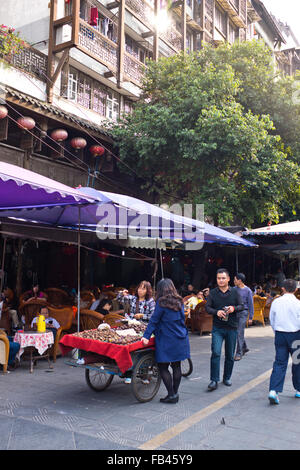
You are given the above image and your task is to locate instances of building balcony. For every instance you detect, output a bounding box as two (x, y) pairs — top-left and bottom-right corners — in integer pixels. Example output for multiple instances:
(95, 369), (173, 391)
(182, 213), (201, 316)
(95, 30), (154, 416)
(217, 0), (247, 28)
(0, 39), (48, 81)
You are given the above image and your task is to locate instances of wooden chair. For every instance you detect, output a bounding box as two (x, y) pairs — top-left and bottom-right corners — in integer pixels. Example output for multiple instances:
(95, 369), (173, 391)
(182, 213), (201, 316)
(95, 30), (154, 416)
(47, 306), (74, 362)
(0, 331), (9, 373)
(19, 299), (49, 330)
(0, 308), (11, 335)
(103, 312), (125, 328)
(191, 301), (213, 336)
(79, 309), (105, 331)
(44, 288), (72, 307)
(250, 295), (267, 326)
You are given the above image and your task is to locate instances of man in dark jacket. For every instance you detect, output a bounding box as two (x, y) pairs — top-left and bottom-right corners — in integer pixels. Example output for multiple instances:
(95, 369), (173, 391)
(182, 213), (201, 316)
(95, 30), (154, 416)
(206, 268), (244, 391)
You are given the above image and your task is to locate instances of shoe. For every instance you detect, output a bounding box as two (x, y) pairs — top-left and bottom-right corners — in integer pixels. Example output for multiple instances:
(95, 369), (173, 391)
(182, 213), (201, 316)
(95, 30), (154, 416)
(268, 390), (279, 405)
(234, 355), (242, 361)
(141, 379), (150, 385)
(208, 381), (218, 391)
(223, 379), (232, 386)
(295, 391), (300, 398)
(124, 378), (132, 384)
(243, 348), (249, 355)
(160, 394), (179, 403)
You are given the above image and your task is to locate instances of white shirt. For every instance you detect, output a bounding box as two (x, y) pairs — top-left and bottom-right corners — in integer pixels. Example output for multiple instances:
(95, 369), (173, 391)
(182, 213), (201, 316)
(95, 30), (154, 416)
(269, 294), (300, 332)
(31, 316), (60, 329)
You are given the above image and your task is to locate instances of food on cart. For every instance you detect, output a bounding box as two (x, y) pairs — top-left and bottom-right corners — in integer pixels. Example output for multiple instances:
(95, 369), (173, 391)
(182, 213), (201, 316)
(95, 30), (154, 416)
(97, 323), (111, 330)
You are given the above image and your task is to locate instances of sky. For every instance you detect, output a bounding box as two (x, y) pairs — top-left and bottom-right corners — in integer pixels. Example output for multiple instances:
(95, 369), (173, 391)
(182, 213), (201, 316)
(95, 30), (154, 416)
(262, 0), (300, 41)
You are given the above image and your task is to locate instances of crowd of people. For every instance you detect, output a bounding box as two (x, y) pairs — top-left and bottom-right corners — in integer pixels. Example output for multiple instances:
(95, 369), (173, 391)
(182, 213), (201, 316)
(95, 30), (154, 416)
(1, 269), (300, 406)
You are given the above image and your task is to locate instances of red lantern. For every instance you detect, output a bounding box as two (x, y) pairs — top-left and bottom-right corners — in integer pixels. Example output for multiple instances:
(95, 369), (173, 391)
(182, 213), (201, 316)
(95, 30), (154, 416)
(89, 145), (105, 157)
(70, 137), (87, 150)
(17, 116), (35, 130)
(51, 129), (68, 142)
(0, 106), (8, 119)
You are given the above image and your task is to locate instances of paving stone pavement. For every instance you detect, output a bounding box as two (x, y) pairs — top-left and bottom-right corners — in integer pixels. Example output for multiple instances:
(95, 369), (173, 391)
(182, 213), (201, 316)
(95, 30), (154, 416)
(1, 324), (300, 450)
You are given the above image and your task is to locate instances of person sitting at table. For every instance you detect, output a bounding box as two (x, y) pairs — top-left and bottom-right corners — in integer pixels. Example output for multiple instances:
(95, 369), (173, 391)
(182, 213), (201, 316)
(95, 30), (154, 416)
(24, 284), (48, 303)
(95, 298), (113, 316)
(0, 329), (20, 371)
(31, 307), (60, 340)
(184, 290), (205, 311)
(254, 285), (266, 298)
(116, 281), (155, 322)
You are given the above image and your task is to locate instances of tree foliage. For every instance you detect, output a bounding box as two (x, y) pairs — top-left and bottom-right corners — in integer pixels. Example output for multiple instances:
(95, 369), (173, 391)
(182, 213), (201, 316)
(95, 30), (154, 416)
(108, 41), (300, 226)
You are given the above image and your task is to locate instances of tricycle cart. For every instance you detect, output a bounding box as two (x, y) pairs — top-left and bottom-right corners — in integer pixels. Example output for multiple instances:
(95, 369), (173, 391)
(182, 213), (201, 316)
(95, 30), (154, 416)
(59, 333), (161, 403)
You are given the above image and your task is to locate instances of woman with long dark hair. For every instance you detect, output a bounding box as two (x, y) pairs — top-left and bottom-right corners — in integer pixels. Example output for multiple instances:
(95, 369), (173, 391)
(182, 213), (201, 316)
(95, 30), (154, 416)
(142, 278), (190, 403)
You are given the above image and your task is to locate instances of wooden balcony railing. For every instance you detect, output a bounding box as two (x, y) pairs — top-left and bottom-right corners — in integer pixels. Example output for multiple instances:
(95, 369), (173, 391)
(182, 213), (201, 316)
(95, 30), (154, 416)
(124, 52), (146, 85)
(1, 42), (48, 80)
(78, 19), (118, 70)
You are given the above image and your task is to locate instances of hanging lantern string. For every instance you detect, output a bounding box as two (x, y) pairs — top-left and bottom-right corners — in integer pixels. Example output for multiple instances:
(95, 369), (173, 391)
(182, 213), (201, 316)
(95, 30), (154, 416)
(39, 68), (186, 203)
(3, 99), (132, 194)
(1, 65), (185, 203)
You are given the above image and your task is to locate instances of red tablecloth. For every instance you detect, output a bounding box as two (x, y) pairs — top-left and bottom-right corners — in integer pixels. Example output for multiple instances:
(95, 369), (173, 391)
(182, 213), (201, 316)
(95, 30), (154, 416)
(59, 333), (155, 373)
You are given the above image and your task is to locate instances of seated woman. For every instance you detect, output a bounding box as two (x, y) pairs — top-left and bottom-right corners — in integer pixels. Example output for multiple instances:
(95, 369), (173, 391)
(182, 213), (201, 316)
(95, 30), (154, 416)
(24, 284), (48, 303)
(116, 281), (155, 322)
(95, 298), (113, 316)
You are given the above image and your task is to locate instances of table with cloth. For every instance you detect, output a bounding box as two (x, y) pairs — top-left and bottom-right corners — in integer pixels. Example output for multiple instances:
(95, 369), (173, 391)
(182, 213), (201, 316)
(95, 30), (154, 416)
(13, 330), (54, 373)
(59, 333), (155, 373)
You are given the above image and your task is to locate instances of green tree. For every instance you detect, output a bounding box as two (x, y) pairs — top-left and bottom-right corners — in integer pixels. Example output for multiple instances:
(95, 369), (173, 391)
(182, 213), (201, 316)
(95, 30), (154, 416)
(109, 44), (300, 226)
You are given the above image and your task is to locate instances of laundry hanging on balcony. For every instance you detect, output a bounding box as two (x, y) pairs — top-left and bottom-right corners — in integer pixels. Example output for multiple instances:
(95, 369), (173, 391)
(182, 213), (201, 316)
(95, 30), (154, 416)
(90, 7), (98, 26)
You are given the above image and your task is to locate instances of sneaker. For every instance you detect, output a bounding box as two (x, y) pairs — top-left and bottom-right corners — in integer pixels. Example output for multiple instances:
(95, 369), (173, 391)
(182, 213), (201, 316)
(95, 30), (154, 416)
(124, 378), (132, 384)
(141, 379), (150, 385)
(268, 390), (279, 405)
(295, 391), (300, 398)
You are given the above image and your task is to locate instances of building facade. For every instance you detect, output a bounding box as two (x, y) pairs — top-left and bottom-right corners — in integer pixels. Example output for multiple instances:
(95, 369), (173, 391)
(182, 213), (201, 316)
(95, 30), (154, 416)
(0, 0), (251, 194)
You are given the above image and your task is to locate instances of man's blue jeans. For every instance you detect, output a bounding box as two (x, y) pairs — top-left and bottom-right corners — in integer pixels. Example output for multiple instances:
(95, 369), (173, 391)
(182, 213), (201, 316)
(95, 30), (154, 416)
(210, 327), (238, 382)
(269, 330), (300, 393)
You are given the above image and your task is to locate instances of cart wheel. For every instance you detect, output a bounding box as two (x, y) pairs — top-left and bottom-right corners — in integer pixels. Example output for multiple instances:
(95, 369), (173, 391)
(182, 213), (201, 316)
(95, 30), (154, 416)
(85, 369), (114, 391)
(131, 353), (161, 403)
(181, 358), (193, 377)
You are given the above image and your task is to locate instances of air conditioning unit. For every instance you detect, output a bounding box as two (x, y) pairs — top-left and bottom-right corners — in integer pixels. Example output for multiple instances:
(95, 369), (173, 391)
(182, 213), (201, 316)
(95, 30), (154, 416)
(56, 24), (72, 45)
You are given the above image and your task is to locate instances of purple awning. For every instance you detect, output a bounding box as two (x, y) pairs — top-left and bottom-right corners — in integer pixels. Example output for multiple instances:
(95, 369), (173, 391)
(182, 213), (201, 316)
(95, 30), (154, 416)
(0, 162), (96, 210)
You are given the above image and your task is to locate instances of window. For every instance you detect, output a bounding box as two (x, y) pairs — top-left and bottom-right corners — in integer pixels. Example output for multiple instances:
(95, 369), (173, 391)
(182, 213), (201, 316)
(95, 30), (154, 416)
(228, 23), (237, 44)
(67, 70), (78, 101)
(215, 7), (227, 36)
(106, 92), (120, 121)
(66, 67), (120, 121)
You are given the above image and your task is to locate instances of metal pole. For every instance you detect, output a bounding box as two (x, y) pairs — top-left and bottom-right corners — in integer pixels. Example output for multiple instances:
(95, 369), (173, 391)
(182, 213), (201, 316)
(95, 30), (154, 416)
(235, 248), (239, 273)
(77, 207), (81, 333)
(0, 237), (7, 293)
(160, 249), (164, 279)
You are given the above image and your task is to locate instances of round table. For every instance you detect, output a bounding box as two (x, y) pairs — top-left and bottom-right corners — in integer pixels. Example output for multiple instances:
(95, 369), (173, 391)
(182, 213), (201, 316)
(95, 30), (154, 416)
(14, 330), (54, 373)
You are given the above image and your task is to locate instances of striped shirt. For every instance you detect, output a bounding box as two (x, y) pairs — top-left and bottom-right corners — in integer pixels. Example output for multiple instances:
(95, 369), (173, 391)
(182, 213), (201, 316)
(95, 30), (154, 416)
(116, 293), (155, 321)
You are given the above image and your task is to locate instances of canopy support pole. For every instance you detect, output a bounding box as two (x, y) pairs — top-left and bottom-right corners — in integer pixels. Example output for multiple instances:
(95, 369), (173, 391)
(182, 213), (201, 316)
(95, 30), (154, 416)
(77, 207), (81, 333)
(235, 248), (239, 273)
(0, 237), (7, 294)
(160, 249), (164, 279)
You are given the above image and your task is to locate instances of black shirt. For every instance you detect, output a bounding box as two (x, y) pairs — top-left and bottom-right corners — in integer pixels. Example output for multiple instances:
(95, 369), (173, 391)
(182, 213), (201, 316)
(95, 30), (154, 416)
(205, 286), (244, 329)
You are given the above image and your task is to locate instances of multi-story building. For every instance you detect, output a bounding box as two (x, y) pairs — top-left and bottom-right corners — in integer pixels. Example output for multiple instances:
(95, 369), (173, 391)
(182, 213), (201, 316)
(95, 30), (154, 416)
(0, 0), (250, 194)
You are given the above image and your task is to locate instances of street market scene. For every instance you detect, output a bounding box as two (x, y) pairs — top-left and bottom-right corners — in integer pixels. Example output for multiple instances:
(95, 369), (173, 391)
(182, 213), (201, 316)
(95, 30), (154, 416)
(0, 0), (300, 455)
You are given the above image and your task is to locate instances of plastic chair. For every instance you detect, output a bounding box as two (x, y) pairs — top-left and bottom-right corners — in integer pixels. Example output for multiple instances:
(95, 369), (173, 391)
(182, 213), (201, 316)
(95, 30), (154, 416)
(0, 331), (9, 373)
(249, 295), (267, 326)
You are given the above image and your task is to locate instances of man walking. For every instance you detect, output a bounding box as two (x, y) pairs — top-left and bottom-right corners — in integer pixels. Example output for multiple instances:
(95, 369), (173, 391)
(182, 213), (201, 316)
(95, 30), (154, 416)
(268, 279), (300, 405)
(233, 273), (254, 361)
(206, 269), (244, 391)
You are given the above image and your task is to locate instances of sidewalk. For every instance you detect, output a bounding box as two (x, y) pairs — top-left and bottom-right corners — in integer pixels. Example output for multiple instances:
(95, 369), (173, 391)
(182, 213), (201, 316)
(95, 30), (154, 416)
(1, 324), (300, 450)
